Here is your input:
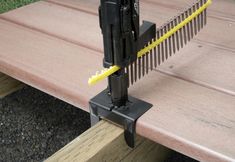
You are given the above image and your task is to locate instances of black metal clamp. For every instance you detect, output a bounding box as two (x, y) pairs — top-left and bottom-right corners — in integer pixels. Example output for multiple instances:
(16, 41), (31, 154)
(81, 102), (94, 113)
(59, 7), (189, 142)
(89, 0), (155, 148)
(90, 89), (152, 148)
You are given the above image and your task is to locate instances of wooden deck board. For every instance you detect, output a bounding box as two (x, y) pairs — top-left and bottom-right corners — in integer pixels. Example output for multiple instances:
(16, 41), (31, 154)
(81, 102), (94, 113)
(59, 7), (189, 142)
(3, 0), (235, 51)
(131, 72), (235, 162)
(0, 1), (234, 162)
(44, 0), (235, 48)
(45, 0), (235, 19)
(0, 19), (105, 110)
(1, 1), (103, 53)
(1, 1), (235, 96)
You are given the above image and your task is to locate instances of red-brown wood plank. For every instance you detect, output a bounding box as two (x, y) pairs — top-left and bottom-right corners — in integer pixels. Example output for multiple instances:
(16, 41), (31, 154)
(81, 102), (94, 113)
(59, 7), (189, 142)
(0, 19), (105, 110)
(142, 0), (235, 21)
(46, 0), (235, 21)
(1, 1), (103, 53)
(1, 1), (235, 96)
(3, 0), (235, 51)
(43, 0), (235, 50)
(0, 1), (235, 162)
(0, 19), (234, 162)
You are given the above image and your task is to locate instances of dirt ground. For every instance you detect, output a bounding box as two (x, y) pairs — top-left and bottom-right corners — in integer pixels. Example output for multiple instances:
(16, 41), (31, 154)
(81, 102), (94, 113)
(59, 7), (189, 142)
(0, 86), (198, 162)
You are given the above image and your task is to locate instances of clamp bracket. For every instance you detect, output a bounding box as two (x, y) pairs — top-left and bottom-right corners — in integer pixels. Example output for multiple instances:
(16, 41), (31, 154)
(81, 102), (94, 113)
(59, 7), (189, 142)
(89, 89), (152, 148)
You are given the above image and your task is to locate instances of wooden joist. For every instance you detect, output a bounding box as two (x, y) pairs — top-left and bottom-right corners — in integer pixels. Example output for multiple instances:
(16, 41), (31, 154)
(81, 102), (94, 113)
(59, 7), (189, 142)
(45, 120), (171, 162)
(0, 72), (24, 98)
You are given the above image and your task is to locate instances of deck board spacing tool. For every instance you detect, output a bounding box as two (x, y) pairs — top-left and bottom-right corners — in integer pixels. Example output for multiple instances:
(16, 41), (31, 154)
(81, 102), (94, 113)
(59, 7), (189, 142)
(89, 0), (212, 147)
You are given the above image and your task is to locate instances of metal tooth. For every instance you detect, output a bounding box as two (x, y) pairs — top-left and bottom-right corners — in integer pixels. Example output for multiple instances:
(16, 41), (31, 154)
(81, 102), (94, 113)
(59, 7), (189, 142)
(170, 21), (176, 54)
(174, 17), (180, 51)
(167, 23), (172, 56)
(204, 0), (207, 25)
(156, 30), (161, 65)
(160, 27), (165, 62)
(146, 51), (149, 74)
(189, 7), (194, 39)
(142, 54), (145, 77)
(138, 57), (141, 79)
(130, 62), (134, 85)
(185, 10), (191, 41)
(164, 25), (168, 59)
(150, 41), (153, 71)
(153, 38), (157, 68)
(204, 8), (207, 25)
(193, 4), (197, 35)
(196, 2), (201, 32)
(200, 0), (204, 29)
(182, 12), (188, 45)
(134, 60), (137, 82)
(178, 15), (184, 48)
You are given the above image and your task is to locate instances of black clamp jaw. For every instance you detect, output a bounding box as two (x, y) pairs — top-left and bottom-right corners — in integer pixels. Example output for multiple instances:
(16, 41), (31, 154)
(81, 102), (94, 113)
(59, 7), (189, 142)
(90, 89), (152, 147)
(89, 0), (156, 148)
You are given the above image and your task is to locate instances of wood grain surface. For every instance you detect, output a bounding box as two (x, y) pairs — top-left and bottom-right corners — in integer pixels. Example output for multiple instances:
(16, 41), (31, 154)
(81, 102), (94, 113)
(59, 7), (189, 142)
(0, 0), (234, 162)
(1, 1), (234, 96)
(0, 19), (105, 110)
(43, 0), (235, 49)
(46, 120), (170, 162)
(0, 72), (24, 98)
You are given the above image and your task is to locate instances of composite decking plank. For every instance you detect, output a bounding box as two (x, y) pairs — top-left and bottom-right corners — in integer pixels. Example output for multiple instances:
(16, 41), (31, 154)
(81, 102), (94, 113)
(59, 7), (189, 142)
(0, 19), (105, 111)
(0, 18), (234, 162)
(131, 71), (235, 162)
(1, 1), (235, 96)
(1, 1), (103, 53)
(2, 0), (235, 51)
(142, 0), (235, 21)
(46, 0), (235, 21)
(0, 17), (235, 162)
(44, 0), (235, 51)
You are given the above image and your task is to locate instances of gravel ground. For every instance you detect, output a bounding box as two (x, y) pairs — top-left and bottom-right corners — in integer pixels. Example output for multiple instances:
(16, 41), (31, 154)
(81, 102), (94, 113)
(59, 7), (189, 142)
(0, 86), (90, 162)
(0, 86), (198, 162)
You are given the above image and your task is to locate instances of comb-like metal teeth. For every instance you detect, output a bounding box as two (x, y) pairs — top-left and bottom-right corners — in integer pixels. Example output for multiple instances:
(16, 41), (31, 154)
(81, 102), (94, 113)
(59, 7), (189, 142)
(178, 15), (184, 48)
(170, 21), (176, 54)
(126, 0), (209, 87)
(167, 23), (172, 56)
(142, 54), (145, 77)
(156, 30), (161, 65)
(182, 12), (188, 45)
(138, 57), (141, 79)
(160, 27), (165, 62)
(196, 2), (201, 32)
(174, 18), (180, 51)
(134, 60), (137, 82)
(146, 51), (149, 74)
(185, 10), (191, 41)
(150, 41), (154, 70)
(204, 0), (207, 25)
(189, 7), (194, 39)
(164, 25), (168, 59)
(193, 4), (198, 35)
(200, 0), (204, 29)
(153, 38), (157, 68)
(204, 8), (207, 25)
